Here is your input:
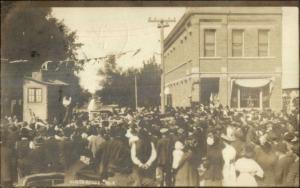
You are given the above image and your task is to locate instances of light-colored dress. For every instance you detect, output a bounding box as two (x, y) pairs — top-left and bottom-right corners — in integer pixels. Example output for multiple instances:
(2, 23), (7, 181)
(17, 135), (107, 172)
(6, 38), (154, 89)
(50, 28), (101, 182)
(235, 158), (264, 186)
(222, 143), (237, 186)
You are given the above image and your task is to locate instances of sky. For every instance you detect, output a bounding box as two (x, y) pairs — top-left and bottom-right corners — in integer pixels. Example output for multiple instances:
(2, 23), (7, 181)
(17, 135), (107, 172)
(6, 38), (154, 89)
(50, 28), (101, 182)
(52, 7), (186, 93)
(51, 7), (299, 93)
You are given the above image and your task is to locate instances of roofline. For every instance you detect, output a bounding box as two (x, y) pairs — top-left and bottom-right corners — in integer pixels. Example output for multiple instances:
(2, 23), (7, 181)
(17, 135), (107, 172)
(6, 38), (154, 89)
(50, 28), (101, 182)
(24, 77), (69, 86)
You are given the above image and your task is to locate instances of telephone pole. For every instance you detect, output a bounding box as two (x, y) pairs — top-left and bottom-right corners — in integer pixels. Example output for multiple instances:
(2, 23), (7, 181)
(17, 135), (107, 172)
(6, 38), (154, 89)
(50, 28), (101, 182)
(134, 74), (138, 110)
(148, 17), (176, 114)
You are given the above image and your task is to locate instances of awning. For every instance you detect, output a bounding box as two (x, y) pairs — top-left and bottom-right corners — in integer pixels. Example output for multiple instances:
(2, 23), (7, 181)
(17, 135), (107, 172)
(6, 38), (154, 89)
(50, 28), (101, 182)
(234, 79), (271, 88)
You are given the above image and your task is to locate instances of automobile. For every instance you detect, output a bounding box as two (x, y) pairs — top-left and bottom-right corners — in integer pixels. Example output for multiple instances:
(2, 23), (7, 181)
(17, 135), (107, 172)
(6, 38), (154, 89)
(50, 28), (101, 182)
(89, 102), (119, 120)
(14, 172), (65, 187)
(14, 172), (105, 187)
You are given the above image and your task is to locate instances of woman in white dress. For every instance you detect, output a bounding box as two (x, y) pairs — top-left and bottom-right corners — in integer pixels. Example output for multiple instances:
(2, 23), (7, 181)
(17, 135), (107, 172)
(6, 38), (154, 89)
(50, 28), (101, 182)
(221, 126), (237, 186)
(235, 145), (264, 186)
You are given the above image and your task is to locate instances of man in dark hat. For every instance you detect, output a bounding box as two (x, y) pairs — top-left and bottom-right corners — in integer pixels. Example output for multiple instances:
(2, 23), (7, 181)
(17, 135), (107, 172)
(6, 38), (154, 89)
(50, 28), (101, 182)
(16, 127), (31, 178)
(156, 127), (174, 186)
(231, 127), (246, 159)
(43, 128), (63, 172)
(24, 137), (46, 175)
(274, 142), (295, 186)
(96, 125), (132, 180)
(131, 127), (157, 186)
(286, 143), (299, 186)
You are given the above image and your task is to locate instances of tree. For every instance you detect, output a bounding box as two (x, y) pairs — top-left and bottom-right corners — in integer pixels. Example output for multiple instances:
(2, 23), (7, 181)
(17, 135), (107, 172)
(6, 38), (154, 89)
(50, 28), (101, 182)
(137, 56), (161, 107)
(1, 2), (82, 71)
(96, 55), (161, 108)
(1, 2), (88, 119)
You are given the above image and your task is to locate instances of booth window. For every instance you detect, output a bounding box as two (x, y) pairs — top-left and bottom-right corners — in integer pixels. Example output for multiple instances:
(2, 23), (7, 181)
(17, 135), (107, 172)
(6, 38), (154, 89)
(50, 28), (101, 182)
(204, 29), (216, 57)
(28, 88), (42, 103)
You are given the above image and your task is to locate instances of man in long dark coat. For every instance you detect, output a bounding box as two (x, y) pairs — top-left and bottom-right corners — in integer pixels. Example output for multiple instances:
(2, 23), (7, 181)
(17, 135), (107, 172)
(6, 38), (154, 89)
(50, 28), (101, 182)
(156, 128), (174, 186)
(97, 126), (132, 180)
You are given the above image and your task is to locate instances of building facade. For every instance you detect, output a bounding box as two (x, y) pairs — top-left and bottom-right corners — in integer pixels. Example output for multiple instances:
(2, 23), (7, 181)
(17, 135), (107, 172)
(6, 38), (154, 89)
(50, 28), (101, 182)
(23, 71), (69, 122)
(164, 7), (283, 111)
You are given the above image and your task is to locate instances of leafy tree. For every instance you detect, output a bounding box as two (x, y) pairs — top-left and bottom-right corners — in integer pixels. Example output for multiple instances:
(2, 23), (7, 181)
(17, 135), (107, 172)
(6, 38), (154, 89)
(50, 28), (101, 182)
(1, 2), (87, 119)
(96, 55), (161, 108)
(1, 2), (83, 71)
(137, 56), (161, 107)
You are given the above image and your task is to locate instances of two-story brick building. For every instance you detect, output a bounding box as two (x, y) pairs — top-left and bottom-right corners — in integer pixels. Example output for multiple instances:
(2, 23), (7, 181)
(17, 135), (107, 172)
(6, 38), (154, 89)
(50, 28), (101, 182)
(163, 7), (283, 111)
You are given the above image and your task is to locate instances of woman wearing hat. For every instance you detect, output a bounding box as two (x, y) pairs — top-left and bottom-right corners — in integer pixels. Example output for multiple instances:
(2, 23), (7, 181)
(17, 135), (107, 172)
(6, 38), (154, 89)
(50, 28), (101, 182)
(203, 131), (224, 186)
(173, 136), (199, 186)
(221, 126), (237, 186)
(235, 145), (264, 186)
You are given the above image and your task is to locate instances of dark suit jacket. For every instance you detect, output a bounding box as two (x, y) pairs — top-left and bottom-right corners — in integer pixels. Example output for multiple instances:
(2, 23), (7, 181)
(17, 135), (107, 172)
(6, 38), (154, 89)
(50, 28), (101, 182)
(156, 136), (174, 168)
(44, 138), (63, 171)
(97, 138), (131, 179)
(286, 159), (299, 186)
(274, 154), (295, 185)
(25, 146), (46, 174)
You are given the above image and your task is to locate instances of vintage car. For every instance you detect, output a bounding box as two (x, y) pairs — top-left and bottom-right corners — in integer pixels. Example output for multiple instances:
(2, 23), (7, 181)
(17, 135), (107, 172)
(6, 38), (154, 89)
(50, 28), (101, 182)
(88, 99), (118, 120)
(15, 172), (65, 187)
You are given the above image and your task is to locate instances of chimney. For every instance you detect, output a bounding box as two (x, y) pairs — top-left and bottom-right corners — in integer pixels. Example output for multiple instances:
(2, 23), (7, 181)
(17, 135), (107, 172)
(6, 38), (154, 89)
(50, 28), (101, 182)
(32, 71), (43, 81)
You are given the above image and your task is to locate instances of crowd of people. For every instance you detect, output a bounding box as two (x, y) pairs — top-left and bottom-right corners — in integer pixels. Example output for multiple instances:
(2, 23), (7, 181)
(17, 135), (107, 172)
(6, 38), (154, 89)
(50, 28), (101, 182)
(1, 103), (299, 187)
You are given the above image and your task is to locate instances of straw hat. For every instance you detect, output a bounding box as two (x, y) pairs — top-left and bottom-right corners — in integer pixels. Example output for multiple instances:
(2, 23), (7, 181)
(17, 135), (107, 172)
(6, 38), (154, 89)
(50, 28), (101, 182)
(221, 126), (236, 142)
(160, 128), (169, 134)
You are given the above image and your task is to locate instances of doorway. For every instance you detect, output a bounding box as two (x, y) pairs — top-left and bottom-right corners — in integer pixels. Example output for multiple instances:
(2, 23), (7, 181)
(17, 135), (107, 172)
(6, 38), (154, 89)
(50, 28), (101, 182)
(200, 78), (219, 106)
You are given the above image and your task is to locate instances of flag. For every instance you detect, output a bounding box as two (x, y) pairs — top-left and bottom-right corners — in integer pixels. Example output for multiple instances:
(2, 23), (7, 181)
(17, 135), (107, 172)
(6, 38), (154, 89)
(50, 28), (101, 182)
(209, 93), (213, 102)
(116, 52), (127, 59)
(41, 61), (52, 71)
(132, 48), (141, 57)
(9, 59), (29, 64)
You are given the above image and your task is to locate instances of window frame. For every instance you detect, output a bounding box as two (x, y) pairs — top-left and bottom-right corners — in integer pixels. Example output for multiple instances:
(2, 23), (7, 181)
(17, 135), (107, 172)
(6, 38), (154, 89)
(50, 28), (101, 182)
(28, 88), (42, 103)
(258, 29), (269, 57)
(204, 29), (216, 57)
(232, 29), (244, 57)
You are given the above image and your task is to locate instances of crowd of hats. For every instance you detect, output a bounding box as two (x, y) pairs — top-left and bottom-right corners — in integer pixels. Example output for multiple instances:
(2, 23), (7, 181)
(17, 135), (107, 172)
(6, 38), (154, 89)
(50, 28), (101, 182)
(1, 104), (299, 172)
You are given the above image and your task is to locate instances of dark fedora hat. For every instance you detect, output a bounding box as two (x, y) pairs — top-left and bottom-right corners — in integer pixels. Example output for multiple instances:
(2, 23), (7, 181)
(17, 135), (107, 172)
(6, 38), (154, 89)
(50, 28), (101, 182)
(243, 145), (255, 158)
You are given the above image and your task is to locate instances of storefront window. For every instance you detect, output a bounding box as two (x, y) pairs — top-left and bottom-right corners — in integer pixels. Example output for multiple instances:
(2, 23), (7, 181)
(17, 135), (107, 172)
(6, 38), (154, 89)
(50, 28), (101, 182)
(240, 87), (260, 108)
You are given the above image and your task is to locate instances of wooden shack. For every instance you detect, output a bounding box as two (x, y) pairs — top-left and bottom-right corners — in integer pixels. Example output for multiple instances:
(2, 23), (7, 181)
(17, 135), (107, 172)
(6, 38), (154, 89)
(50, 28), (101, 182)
(23, 71), (69, 123)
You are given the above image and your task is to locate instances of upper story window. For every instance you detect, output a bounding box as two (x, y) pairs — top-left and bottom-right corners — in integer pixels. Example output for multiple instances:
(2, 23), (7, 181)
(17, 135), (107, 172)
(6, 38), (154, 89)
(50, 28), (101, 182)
(204, 29), (216, 57)
(232, 29), (244, 57)
(28, 88), (42, 103)
(258, 30), (269, 56)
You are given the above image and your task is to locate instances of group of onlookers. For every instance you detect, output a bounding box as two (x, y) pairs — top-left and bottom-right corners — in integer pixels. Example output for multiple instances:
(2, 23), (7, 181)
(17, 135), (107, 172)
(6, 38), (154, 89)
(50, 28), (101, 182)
(1, 104), (299, 187)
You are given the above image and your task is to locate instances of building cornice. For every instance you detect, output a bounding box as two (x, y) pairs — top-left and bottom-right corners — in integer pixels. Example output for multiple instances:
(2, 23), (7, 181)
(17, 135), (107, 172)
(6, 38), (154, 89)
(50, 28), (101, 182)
(164, 7), (282, 52)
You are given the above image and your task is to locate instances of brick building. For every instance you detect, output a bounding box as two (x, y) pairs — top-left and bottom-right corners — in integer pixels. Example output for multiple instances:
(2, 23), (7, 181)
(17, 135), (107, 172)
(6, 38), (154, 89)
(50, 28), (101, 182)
(163, 7), (283, 111)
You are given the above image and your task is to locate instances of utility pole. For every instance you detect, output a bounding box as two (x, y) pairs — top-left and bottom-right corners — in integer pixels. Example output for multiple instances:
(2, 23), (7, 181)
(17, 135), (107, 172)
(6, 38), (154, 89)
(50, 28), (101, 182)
(148, 17), (176, 114)
(134, 74), (138, 110)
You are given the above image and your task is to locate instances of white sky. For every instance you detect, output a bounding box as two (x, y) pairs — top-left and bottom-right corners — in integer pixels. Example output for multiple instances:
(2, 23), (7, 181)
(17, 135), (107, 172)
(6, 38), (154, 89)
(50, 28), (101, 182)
(52, 7), (298, 93)
(52, 7), (185, 93)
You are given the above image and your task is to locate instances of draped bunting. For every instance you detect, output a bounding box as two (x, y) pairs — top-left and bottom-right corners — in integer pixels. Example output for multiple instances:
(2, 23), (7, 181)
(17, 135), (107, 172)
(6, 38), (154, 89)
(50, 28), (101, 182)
(234, 79), (271, 88)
